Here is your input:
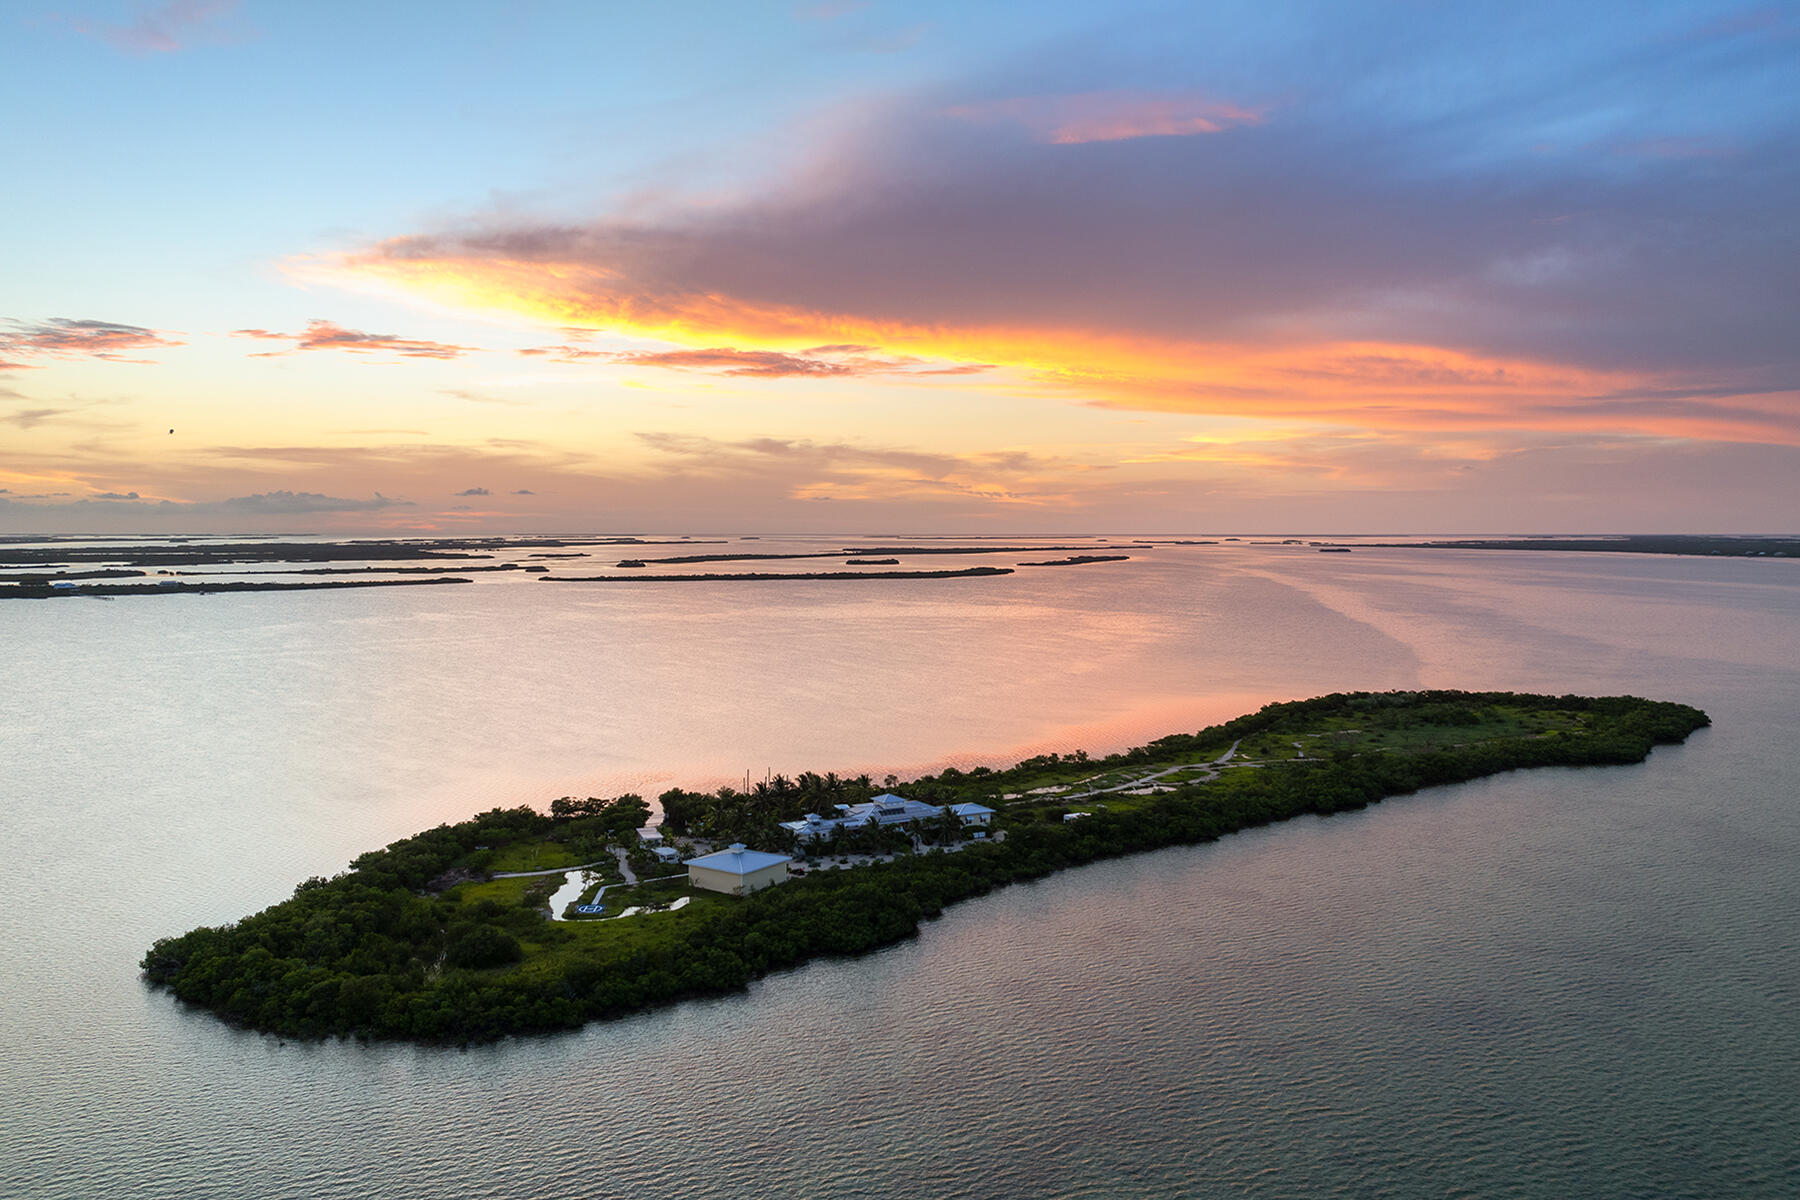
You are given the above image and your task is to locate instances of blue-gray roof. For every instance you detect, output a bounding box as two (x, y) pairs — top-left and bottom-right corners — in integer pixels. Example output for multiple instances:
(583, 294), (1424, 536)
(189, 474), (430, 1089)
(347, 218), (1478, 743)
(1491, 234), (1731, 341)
(684, 845), (790, 874)
(782, 794), (952, 839)
(857, 795), (944, 823)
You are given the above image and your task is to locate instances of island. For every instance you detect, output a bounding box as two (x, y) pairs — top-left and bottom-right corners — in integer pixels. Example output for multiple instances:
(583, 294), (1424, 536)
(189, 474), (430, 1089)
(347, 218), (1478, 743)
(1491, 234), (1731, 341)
(162, 563), (538, 576)
(616, 546), (1142, 565)
(141, 690), (1707, 1044)
(5, 577), (472, 599)
(541, 567), (1015, 582)
(0, 534), (728, 572)
(1018, 554), (1131, 566)
(1346, 535), (1798, 559)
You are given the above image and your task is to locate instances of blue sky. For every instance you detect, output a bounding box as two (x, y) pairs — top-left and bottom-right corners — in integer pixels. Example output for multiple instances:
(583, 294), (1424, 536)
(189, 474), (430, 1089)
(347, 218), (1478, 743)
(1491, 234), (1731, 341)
(3, 1), (1796, 533)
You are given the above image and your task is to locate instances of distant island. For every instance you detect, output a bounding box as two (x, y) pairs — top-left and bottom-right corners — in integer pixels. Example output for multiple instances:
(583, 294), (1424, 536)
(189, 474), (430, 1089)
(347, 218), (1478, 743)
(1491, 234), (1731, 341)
(542, 567), (1015, 582)
(1019, 554), (1130, 566)
(0, 535), (1159, 597)
(141, 691), (1707, 1044)
(615, 545), (1143, 565)
(1353, 535), (1798, 559)
(0, 535), (724, 571)
(4, 577), (471, 599)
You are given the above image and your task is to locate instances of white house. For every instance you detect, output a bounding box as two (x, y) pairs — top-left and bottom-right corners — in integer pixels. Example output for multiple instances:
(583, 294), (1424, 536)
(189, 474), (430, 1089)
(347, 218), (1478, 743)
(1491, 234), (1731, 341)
(780, 793), (952, 842)
(948, 802), (996, 827)
(684, 843), (790, 896)
(855, 793), (949, 825)
(636, 826), (664, 845)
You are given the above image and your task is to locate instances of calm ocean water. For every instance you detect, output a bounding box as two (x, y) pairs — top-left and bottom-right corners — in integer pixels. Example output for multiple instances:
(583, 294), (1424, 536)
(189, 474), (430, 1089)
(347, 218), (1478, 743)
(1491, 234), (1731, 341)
(3, 541), (1796, 1198)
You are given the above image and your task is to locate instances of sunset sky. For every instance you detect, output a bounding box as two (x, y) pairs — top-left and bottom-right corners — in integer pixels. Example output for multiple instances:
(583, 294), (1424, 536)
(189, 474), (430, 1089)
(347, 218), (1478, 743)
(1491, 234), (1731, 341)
(3, 0), (1795, 534)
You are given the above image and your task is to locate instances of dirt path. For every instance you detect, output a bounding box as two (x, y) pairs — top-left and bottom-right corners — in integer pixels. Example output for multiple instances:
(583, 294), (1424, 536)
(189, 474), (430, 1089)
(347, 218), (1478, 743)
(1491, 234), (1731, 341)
(491, 859), (613, 879)
(496, 844), (652, 884)
(1018, 740), (1245, 805)
(1060, 740), (1244, 800)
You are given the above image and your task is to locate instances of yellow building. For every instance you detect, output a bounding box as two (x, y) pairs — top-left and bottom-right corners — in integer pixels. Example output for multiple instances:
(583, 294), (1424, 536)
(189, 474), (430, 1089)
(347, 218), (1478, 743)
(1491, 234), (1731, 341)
(684, 843), (791, 896)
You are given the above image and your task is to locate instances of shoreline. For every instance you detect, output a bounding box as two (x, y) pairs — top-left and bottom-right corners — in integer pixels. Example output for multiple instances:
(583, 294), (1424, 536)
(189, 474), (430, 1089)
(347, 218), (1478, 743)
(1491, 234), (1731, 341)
(2, 577), (473, 599)
(541, 566), (1016, 582)
(140, 691), (1709, 1045)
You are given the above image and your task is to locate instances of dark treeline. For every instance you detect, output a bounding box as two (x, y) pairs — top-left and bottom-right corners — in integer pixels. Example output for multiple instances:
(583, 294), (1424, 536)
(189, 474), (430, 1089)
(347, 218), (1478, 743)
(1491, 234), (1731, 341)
(637, 546), (1131, 564)
(659, 771), (977, 856)
(659, 771), (877, 847)
(4, 577), (473, 599)
(1018, 555), (1131, 566)
(542, 567), (1014, 583)
(338, 794), (651, 892)
(1367, 536), (1800, 559)
(841, 545), (1147, 555)
(140, 692), (1707, 1044)
(0, 536), (726, 570)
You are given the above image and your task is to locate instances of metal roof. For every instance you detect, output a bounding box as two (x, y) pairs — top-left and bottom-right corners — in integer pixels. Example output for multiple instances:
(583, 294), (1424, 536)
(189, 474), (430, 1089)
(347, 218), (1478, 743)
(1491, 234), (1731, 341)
(683, 845), (791, 874)
(853, 796), (944, 823)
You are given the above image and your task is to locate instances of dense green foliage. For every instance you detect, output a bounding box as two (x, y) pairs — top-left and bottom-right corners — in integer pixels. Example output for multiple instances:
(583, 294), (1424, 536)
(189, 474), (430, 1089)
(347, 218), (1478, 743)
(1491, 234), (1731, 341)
(659, 771), (881, 847)
(142, 691), (1707, 1044)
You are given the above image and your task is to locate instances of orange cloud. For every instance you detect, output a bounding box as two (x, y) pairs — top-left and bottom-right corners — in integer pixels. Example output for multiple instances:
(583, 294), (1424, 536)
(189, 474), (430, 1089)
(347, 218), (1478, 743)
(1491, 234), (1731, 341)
(614, 347), (856, 376)
(314, 235), (1799, 446)
(516, 342), (993, 378)
(946, 91), (1266, 144)
(234, 319), (475, 359)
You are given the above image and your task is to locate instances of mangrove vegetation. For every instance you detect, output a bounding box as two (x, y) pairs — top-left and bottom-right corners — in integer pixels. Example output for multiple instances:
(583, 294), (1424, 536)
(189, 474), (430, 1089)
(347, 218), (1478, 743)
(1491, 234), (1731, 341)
(141, 691), (1707, 1044)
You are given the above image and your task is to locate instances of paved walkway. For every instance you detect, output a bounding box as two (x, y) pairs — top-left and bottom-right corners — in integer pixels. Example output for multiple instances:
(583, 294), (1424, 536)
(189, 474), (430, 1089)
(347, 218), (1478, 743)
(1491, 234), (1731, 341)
(1053, 740), (1243, 802)
(612, 846), (638, 885)
(491, 859), (613, 879)
(562, 872), (689, 921)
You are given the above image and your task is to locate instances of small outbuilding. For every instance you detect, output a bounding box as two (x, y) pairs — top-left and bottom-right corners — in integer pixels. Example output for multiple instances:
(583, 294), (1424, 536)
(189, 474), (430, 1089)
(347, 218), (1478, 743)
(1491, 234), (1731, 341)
(684, 843), (790, 896)
(636, 826), (664, 845)
(949, 802), (996, 827)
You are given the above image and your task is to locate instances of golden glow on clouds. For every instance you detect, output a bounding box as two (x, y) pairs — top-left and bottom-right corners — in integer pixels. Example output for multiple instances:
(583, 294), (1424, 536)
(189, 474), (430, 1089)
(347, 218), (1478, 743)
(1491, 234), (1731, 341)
(308, 241), (1796, 447)
(233, 320), (474, 359)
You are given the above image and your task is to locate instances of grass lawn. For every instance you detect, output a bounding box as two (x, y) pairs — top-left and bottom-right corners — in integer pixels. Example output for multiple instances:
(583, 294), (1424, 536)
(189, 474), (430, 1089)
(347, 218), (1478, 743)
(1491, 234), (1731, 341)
(503, 887), (741, 977)
(457, 700), (1610, 977)
(988, 739), (1235, 798)
(451, 876), (541, 907)
(141, 690), (1707, 1043)
(482, 840), (590, 873)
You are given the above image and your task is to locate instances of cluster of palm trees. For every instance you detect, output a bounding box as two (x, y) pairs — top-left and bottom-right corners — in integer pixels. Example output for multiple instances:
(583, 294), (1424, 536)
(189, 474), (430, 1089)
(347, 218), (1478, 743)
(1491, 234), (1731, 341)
(661, 770), (881, 848)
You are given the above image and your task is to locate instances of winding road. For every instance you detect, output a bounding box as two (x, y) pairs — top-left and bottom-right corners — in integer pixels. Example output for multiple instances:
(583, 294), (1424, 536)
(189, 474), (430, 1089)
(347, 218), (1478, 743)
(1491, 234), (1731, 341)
(1020, 740), (1244, 805)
